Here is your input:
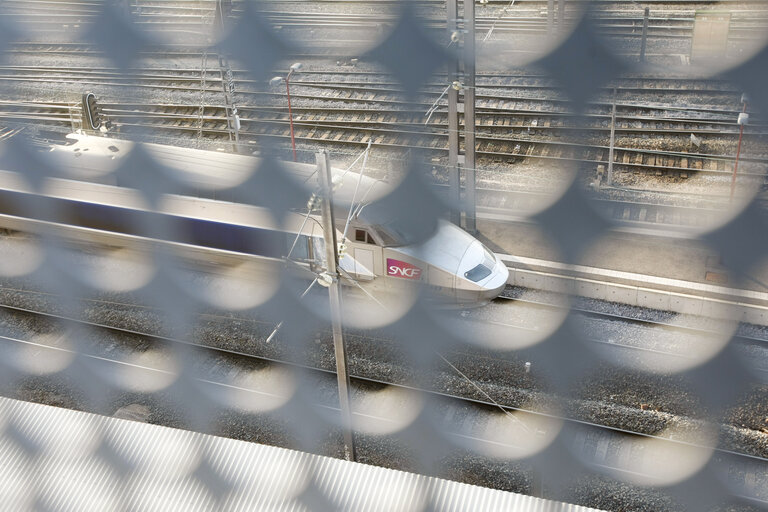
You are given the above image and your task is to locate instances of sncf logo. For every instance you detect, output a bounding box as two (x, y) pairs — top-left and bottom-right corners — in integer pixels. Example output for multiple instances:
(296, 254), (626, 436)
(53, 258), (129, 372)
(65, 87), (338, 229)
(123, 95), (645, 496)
(386, 258), (422, 280)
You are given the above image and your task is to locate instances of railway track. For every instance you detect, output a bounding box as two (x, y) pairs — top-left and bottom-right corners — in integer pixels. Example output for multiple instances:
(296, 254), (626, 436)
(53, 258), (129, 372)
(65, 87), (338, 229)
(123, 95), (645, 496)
(0, 275), (766, 381)
(1, 61), (762, 157)
(425, 182), (737, 231)
(1, 99), (762, 234)
(4, 82), (754, 129)
(0, 65), (753, 95)
(0, 112), (752, 234)
(256, 0), (765, 4)
(1, 0), (765, 41)
(0, 294), (766, 504)
(3, 99), (763, 180)
(477, 192), (728, 230)
(1, 66), (756, 120)
(0, 33), (765, 230)
(3, 95), (758, 143)
(547, 295), (768, 357)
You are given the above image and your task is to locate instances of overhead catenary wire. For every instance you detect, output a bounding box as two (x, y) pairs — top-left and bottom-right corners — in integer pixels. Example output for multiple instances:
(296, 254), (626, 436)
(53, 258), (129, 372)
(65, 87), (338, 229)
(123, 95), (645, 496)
(265, 276), (319, 343)
(482, 0), (517, 43)
(286, 206), (316, 260)
(424, 83), (453, 125)
(300, 140), (371, 186)
(337, 267), (388, 310)
(436, 351), (532, 433)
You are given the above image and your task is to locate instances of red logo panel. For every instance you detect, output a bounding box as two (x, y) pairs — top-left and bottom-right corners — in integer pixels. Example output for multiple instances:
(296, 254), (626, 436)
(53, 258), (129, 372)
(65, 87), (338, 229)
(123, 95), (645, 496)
(386, 258), (422, 280)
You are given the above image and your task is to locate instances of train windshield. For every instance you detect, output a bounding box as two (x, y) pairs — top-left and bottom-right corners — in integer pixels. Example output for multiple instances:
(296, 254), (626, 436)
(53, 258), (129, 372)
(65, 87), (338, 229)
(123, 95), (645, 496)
(464, 264), (492, 282)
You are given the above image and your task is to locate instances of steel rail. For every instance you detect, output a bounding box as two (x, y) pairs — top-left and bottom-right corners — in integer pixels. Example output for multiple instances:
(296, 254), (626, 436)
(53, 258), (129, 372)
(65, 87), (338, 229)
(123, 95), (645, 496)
(2, 107), (765, 181)
(0, 294), (767, 488)
(0, 68), (751, 97)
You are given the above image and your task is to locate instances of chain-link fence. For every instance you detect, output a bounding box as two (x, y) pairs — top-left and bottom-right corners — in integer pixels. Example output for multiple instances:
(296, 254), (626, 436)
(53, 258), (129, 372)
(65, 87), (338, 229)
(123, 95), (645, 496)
(0, 0), (767, 510)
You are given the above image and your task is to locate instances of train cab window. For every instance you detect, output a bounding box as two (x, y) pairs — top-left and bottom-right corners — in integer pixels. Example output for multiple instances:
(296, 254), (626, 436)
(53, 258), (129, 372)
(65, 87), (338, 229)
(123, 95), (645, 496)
(465, 264), (492, 282)
(355, 229), (376, 245)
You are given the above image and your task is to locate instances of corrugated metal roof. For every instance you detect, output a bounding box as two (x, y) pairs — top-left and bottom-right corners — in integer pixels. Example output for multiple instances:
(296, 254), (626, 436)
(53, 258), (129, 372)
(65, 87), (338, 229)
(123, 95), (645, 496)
(0, 397), (604, 511)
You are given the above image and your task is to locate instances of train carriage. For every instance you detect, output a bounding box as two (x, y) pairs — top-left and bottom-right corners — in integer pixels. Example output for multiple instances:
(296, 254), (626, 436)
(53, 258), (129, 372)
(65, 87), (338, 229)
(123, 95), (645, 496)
(0, 134), (508, 305)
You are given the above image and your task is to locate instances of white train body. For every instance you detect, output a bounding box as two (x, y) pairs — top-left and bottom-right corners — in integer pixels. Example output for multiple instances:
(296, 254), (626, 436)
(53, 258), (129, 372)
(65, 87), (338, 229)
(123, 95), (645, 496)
(0, 135), (508, 305)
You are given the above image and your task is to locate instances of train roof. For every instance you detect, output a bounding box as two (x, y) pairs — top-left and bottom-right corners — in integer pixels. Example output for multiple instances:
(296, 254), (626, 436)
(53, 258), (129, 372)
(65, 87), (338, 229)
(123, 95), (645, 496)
(0, 169), (325, 238)
(47, 134), (391, 208)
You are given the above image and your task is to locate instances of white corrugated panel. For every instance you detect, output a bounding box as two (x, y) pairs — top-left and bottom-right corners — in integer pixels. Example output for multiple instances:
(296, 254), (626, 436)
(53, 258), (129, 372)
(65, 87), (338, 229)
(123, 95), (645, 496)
(0, 398), (604, 511)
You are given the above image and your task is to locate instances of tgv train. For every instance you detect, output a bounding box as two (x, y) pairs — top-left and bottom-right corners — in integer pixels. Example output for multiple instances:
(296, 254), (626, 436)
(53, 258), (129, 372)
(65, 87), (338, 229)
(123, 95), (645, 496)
(0, 134), (508, 304)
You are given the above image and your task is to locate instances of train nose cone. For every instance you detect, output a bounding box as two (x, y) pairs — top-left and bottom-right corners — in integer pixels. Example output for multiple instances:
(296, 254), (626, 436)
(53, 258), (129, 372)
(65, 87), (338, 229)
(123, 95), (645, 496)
(482, 258), (510, 300)
(456, 243), (510, 304)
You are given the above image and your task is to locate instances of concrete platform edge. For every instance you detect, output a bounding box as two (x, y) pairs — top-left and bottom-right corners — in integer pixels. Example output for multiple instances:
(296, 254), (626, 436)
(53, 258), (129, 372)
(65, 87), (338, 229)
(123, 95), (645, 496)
(500, 255), (768, 326)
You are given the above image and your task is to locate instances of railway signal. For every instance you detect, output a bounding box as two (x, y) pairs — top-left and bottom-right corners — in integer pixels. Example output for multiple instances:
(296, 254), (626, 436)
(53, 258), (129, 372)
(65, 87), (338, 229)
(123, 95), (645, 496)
(82, 92), (106, 132)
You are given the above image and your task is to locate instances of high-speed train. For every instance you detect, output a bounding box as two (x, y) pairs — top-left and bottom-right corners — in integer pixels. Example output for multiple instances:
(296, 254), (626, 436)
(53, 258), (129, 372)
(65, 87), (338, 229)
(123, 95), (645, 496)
(0, 134), (508, 304)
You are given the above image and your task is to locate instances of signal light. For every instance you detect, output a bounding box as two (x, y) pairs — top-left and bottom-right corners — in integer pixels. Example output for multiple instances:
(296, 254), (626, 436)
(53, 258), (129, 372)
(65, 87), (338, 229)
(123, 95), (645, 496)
(82, 92), (102, 130)
(83, 92), (111, 132)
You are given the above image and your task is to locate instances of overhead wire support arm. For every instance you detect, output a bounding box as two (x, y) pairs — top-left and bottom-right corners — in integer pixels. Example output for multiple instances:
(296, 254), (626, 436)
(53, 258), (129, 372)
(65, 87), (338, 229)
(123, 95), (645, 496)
(264, 277), (319, 344)
(341, 140), (372, 244)
(286, 203), (316, 260)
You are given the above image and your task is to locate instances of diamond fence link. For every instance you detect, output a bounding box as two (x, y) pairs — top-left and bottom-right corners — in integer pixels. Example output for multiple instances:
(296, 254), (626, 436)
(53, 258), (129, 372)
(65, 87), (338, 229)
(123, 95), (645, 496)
(0, 0), (766, 510)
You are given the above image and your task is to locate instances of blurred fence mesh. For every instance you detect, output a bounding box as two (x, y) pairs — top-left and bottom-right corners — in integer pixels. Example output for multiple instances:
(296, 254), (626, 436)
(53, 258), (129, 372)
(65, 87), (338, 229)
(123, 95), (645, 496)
(0, 0), (767, 510)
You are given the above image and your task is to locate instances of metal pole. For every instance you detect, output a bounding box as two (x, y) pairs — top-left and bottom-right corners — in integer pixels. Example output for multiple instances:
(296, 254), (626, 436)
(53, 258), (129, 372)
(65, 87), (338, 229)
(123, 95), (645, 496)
(447, 0), (461, 225)
(547, 0), (554, 33)
(464, 0), (477, 233)
(213, 0), (232, 32)
(606, 87), (617, 186)
(316, 150), (356, 462)
(112, 0), (130, 17)
(287, 76), (297, 162)
(532, 471), (543, 498)
(729, 100), (748, 202)
(640, 7), (649, 62)
(217, 55), (238, 152)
